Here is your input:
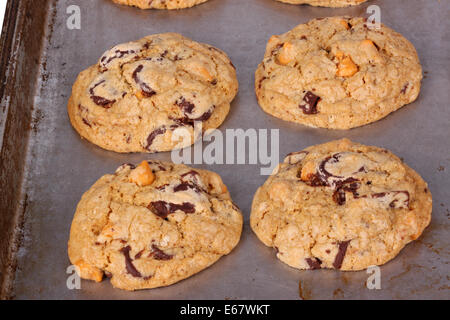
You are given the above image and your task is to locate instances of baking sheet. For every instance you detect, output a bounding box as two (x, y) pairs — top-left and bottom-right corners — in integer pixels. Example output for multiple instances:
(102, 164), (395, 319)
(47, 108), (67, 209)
(2, 0), (450, 299)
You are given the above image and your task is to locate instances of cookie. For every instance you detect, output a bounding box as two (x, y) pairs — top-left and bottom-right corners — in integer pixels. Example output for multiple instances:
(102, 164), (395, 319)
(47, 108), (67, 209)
(68, 33), (238, 153)
(68, 161), (243, 290)
(112, 0), (210, 10)
(250, 139), (432, 271)
(255, 17), (422, 129)
(275, 0), (367, 7)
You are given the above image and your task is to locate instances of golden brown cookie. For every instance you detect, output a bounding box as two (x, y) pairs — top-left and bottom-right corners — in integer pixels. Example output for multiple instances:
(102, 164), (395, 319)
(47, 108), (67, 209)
(68, 161), (243, 290)
(251, 139), (432, 271)
(255, 17), (422, 129)
(68, 33), (238, 153)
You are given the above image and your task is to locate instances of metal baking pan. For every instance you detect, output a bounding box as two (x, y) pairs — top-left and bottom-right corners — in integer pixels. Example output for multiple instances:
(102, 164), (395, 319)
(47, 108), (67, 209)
(0, 0), (449, 300)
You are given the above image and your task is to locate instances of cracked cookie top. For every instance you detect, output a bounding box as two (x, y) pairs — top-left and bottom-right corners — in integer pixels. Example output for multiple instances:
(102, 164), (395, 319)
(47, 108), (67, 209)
(250, 139), (432, 271)
(68, 33), (238, 153)
(68, 161), (243, 290)
(275, 0), (367, 7)
(111, 0), (210, 10)
(255, 17), (422, 129)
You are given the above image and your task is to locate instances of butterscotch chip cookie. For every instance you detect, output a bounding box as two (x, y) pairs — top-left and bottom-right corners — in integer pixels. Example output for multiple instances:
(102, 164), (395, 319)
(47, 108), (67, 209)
(112, 0), (210, 10)
(68, 161), (243, 290)
(255, 17), (423, 129)
(250, 139), (432, 271)
(275, 0), (367, 7)
(68, 33), (238, 153)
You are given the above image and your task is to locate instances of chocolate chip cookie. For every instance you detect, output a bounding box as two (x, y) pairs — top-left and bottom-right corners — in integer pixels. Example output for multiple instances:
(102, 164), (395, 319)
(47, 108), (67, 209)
(250, 139), (432, 271)
(68, 161), (243, 290)
(112, 0), (210, 10)
(68, 33), (238, 153)
(275, 0), (367, 7)
(255, 17), (423, 129)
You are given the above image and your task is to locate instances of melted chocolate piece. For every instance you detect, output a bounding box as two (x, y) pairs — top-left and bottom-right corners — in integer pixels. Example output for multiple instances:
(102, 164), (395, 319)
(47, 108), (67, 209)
(333, 189), (347, 206)
(133, 65), (156, 97)
(120, 246), (142, 278)
(299, 91), (321, 115)
(306, 257), (322, 270)
(82, 118), (92, 128)
(174, 182), (203, 193)
(177, 97), (196, 115)
(271, 43), (284, 56)
(89, 80), (116, 107)
(134, 250), (144, 260)
(151, 245), (173, 261)
(301, 173), (328, 187)
(181, 170), (199, 178)
(258, 76), (268, 89)
(332, 180), (361, 205)
(333, 241), (351, 269)
(401, 83), (409, 94)
(145, 127), (167, 151)
(195, 106), (214, 122)
(102, 49), (135, 65)
(372, 191), (410, 209)
(149, 201), (196, 219)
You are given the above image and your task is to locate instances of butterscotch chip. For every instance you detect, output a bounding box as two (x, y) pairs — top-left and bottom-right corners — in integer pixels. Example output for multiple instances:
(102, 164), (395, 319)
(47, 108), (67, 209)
(68, 161), (243, 291)
(336, 55), (359, 77)
(111, 0), (210, 10)
(75, 260), (103, 282)
(129, 161), (155, 186)
(250, 139), (432, 271)
(255, 17), (423, 129)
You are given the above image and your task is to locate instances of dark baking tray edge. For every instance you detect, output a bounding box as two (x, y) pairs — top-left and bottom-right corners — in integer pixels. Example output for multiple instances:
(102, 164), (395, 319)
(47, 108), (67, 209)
(0, 0), (51, 299)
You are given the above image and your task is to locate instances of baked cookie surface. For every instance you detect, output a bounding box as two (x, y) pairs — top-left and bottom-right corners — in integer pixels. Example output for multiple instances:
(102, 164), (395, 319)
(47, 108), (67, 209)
(68, 161), (243, 290)
(68, 33), (238, 153)
(275, 0), (367, 7)
(250, 139), (432, 271)
(255, 17), (422, 129)
(112, 0), (210, 10)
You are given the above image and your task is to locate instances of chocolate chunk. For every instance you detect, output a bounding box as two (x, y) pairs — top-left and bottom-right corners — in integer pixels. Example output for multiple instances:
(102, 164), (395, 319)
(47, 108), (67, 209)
(181, 170), (199, 178)
(134, 250), (144, 260)
(151, 245), (173, 261)
(133, 65), (156, 97)
(301, 173), (328, 187)
(299, 91), (321, 115)
(149, 201), (171, 219)
(149, 201), (196, 219)
(271, 43), (284, 56)
(195, 106), (215, 122)
(258, 76), (268, 89)
(333, 241), (351, 269)
(123, 163), (136, 170)
(82, 118), (92, 128)
(145, 127), (167, 151)
(333, 189), (347, 206)
(333, 179), (360, 205)
(177, 97), (196, 115)
(120, 246), (142, 278)
(401, 83), (409, 94)
(372, 191), (410, 209)
(174, 182), (203, 193)
(100, 49), (137, 71)
(89, 80), (116, 107)
(306, 257), (322, 270)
